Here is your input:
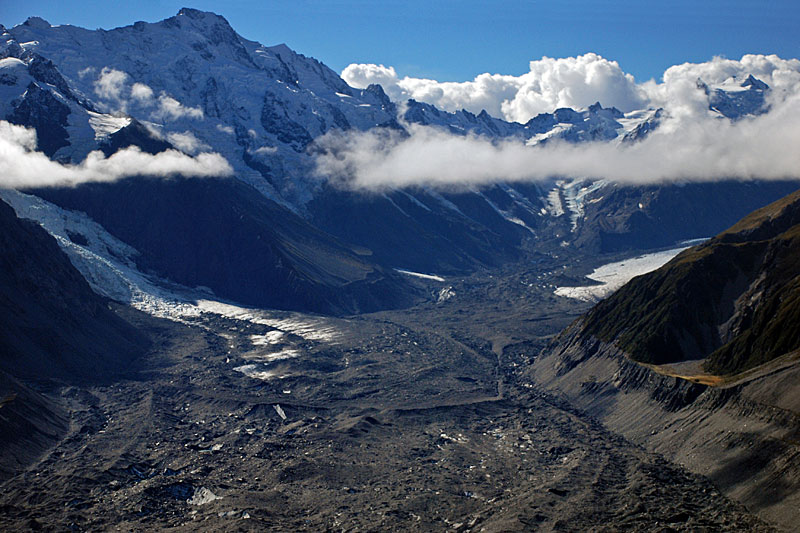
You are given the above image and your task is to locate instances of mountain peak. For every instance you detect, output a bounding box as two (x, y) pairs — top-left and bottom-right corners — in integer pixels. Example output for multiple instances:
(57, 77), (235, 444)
(172, 8), (237, 35)
(176, 8), (227, 23)
(22, 16), (51, 29)
(162, 8), (254, 65)
(266, 43), (294, 56)
(365, 83), (390, 104)
(741, 74), (769, 91)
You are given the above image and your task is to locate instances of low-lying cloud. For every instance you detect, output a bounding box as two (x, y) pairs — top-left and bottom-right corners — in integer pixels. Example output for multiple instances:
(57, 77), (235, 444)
(0, 121), (232, 189)
(314, 93), (800, 190)
(326, 54), (800, 189)
(166, 130), (210, 154)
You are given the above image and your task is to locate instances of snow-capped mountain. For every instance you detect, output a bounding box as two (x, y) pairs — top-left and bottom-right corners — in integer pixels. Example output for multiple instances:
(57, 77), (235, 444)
(1, 9), (797, 312)
(699, 73), (770, 120)
(400, 99), (627, 144)
(2, 9), (400, 205)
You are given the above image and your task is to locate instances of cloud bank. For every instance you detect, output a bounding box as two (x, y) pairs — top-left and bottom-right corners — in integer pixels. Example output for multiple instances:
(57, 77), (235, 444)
(314, 93), (800, 190)
(0, 121), (232, 189)
(323, 54), (800, 190)
(343, 54), (800, 123)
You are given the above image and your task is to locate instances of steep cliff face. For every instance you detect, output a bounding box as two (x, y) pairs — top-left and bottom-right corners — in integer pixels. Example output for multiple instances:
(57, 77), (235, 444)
(571, 180), (800, 254)
(0, 197), (153, 479)
(34, 177), (419, 315)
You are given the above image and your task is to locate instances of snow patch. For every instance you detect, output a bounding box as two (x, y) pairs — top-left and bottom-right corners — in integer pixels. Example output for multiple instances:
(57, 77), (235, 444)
(87, 111), (131, 141)
(399, 190), (431, 211)
(526, 123), (571, 145)
(395, 269), (445, 282)
(560, 179), (607, 231)
(478, 192), (535, 234)
(243, 348), (301, 363)
(547, 188), (564, 217)
(437, 287), (456, 302)
(234, 364), (288, 381)
(250, 331), (286, 345)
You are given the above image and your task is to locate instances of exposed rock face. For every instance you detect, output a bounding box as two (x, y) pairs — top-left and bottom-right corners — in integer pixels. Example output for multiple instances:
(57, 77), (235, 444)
(0, 197), (152, 478)
(6, 82), (70, 157)
(34, 178), (418, 315)
(571, 181), (800, 254)
(703, 74), (770, 119)
(530, 326), (800, 532)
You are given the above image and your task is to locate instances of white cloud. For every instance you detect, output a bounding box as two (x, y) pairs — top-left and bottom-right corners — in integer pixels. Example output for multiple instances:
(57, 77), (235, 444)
(501, 54), (647, 122)
(166, 131), (209, 154)
(251, 145), (278, 156)
(313, 91), (800, 190)
(343, 54), (800, 124)
(341, 64), (404, 98)
(643, 54), (800, 119)
(131, 82), (154, 102)
(78, 66), (96, 79)
(343, 63), (523, 120)
(0, 121), (233, 188)
(152, 94), (204, 121)
(343, 54), (648, 122)
(93, 67), (130, 110)
(91, 69), (203, 122)
(216, 124), (235, 135)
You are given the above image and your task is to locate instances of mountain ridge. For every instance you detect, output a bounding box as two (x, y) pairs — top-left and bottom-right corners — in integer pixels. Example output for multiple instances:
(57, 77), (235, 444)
(0, 197), (149, 383)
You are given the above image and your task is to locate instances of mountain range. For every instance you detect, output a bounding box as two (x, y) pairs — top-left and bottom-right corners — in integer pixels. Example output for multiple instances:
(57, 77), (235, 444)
(1, 8), (798, 315)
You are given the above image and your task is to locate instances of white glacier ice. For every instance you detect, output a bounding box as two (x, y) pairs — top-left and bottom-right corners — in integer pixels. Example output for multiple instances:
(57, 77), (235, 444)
(554, 246), (697, 302)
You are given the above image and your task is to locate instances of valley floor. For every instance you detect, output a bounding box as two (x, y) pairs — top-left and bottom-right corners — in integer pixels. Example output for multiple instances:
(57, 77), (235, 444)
(0, 262), (774, 531)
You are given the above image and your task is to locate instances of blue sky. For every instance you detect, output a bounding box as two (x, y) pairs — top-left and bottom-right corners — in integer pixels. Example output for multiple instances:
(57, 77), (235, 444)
(4, 1), (800, 83)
